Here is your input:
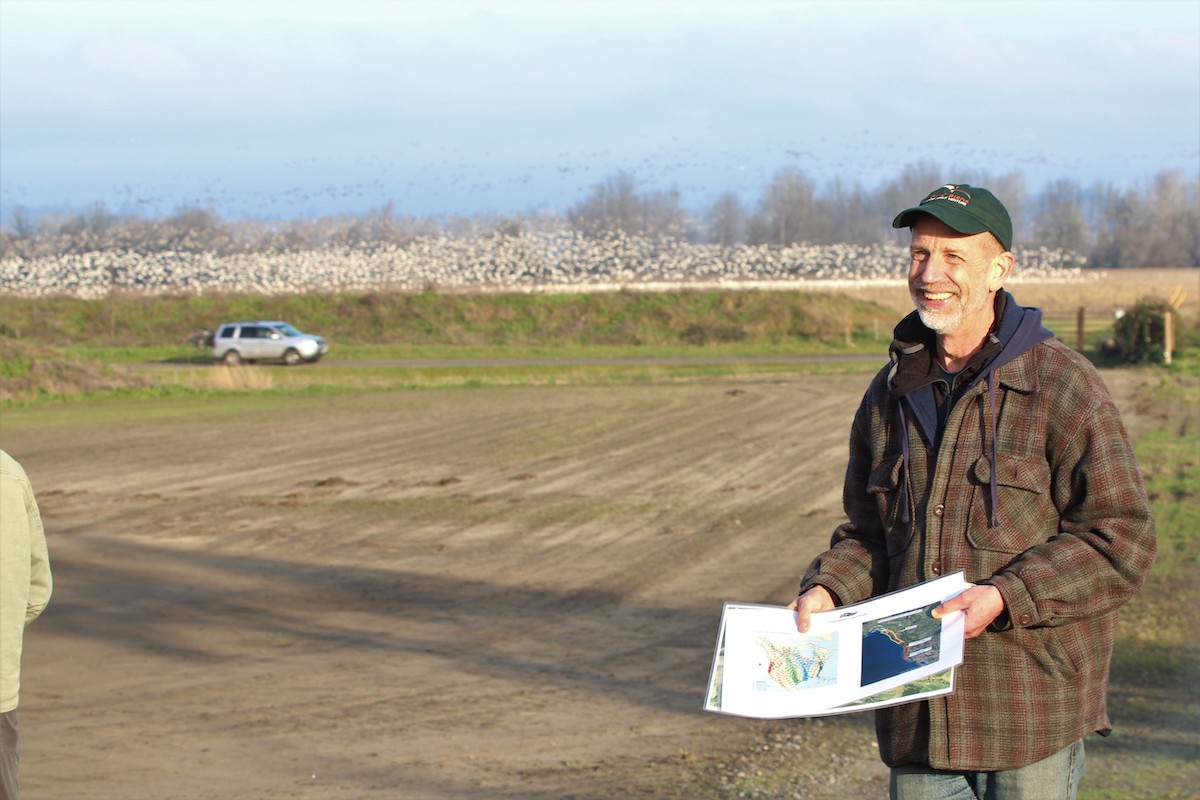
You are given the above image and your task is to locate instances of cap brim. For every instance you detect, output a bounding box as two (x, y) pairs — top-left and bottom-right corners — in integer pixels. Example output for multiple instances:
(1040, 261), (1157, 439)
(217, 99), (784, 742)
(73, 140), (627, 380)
(891, 206), (991, 237)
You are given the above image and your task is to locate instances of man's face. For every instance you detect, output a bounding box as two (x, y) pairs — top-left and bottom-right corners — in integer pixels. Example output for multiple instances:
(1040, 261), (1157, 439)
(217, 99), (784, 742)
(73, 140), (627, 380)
(907, 216), (1004, 336)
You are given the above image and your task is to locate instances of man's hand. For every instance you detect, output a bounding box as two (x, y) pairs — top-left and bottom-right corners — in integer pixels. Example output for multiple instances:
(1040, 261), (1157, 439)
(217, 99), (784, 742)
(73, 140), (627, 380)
(933, 584), (1004, 639)
(789, 585), (835, 633)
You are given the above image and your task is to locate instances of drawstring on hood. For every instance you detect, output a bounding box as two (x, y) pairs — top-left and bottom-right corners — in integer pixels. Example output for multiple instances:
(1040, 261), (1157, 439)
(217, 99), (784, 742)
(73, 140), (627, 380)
(897, 403), (913, 527)
(987, 370), (999, 527)
(887, 290), (1053, 530)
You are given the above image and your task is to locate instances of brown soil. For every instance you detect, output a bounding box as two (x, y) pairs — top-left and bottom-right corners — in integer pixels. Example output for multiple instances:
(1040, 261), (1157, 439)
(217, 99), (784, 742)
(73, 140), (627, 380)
(3, 368), (1156, 799)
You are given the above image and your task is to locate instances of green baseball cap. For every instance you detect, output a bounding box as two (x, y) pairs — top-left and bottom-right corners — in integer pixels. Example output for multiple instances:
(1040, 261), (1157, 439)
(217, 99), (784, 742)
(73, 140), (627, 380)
(891, 184), (1013, 251)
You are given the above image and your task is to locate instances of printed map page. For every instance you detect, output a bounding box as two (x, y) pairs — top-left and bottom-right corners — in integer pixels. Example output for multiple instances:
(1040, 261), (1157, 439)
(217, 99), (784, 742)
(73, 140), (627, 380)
(705, 573), (967, 718)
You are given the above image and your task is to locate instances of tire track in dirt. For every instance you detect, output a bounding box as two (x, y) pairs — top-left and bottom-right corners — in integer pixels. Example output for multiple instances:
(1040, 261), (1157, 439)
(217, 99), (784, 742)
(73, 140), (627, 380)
(5, 372), (886, 798)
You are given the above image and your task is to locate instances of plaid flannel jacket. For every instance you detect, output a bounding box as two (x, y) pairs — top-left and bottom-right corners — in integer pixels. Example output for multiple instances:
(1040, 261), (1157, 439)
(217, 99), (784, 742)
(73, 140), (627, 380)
(802, 304), (1157, 771)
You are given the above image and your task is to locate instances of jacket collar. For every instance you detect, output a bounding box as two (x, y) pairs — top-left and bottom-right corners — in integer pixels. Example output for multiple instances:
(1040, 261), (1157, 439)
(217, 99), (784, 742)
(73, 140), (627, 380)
(886, 290), (1053, 445)
(887, 290), (1051, 400)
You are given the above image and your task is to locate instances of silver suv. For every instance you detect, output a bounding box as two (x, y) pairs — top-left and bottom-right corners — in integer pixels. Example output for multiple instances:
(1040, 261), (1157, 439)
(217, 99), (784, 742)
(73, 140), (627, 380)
(211, 321), (329, 366)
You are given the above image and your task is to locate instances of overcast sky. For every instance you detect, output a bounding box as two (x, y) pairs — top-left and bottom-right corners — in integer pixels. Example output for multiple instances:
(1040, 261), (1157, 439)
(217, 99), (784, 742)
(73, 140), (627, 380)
(1, 0), (1197, 221)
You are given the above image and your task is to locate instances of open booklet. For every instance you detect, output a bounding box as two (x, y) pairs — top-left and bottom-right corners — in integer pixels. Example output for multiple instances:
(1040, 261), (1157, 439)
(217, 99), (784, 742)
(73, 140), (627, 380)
(705, 572), (970, 718)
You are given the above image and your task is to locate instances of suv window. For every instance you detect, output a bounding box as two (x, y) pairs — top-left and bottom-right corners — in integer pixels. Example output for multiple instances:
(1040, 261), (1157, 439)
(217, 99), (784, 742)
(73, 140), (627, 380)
(218, 325), (237, 338)
(241, 326), (261, 339)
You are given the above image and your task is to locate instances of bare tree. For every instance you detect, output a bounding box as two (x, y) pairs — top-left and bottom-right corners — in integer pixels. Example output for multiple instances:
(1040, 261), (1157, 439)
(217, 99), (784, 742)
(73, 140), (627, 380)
(568, 170), (642, 236)
(1088, 181), (1143, 268)
(706, 191), (746, 246)
(84, 202), (120, 237)
(1033, 178), (1088, 254)
(639, 187), (690, 239)
(976, 170), (1029, 247)
(819, 177), (878, 245)
(747, 167), (817, 246)
(1141, 170), (1200, 268)
(567, 171), (690, 239)
(873, 160), (946, 243)
(8, 206), (36, 239)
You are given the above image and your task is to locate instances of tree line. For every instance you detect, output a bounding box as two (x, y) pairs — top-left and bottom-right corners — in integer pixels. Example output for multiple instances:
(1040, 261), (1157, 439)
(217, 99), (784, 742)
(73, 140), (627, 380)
(3, 161), (1197, 268)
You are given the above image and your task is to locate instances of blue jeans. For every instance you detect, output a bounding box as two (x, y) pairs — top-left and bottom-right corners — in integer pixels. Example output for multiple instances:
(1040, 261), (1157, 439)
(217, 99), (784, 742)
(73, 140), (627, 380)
(890, 739), (1085, 800)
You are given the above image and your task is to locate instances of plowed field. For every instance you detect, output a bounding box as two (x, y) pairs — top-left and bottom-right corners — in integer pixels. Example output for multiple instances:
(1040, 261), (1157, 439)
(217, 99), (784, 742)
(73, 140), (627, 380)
(1, 366), (1156, 799)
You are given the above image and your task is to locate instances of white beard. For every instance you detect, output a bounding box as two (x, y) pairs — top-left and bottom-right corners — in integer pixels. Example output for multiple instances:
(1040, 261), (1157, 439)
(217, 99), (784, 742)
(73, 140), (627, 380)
(915, 302), (964, 334)
(911, 284), (990, 335)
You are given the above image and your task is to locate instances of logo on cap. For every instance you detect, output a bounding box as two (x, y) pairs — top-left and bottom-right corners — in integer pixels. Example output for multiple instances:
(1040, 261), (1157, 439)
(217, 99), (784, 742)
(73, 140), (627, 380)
(921, 185), (972, 208)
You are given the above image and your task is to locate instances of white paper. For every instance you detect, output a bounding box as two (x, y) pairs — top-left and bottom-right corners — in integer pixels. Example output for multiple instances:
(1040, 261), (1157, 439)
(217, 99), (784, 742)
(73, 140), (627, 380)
(705, 572), (969, 718)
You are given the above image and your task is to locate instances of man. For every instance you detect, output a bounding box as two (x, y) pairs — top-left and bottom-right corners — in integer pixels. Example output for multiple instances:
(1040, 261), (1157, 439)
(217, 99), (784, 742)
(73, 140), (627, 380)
(1, 450), (52, 800)
(790, 185), (1156, 799)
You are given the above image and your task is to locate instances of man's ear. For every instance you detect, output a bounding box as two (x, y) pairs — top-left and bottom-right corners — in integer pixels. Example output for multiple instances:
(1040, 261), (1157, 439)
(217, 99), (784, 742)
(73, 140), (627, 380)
(989, 252), (1015, 292)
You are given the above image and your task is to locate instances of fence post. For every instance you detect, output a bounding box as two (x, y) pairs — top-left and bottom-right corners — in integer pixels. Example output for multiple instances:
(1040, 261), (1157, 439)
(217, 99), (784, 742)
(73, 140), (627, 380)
(1076, 306), (1086, 351)
(1164, 310), (1174, 365)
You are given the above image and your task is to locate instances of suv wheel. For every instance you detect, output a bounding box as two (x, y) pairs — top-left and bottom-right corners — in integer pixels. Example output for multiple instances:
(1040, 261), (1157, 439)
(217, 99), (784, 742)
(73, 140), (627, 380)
(283, 348), (302, 366)
(222, 350), (244, 366)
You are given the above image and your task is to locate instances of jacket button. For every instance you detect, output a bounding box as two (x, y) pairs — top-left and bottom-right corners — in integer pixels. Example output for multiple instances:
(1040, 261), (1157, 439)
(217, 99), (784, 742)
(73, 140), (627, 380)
(1019, 613), (1032, 626)
(931, 563), (942, 575)
(933, 504), (945, 517)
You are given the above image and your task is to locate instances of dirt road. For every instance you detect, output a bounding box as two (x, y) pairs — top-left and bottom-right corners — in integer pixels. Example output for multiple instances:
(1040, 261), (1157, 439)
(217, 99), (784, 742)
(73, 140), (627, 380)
(2, 369), (1150, 799)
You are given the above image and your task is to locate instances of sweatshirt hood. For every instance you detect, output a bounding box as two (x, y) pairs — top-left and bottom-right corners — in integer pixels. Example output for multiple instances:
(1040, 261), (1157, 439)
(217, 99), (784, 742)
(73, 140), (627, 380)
(887, 290), (1052, 402)
(885, 290), (1054, 529)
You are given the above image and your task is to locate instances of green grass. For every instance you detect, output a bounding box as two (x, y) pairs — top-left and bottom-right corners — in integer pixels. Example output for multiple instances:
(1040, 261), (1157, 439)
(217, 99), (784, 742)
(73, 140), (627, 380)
(60, 337), (890, 365)
(6, 289), (1191, 406)
(1077, 367), (1199, 800)
(0, 289), (888, 349)
(0, 289), (923, 406)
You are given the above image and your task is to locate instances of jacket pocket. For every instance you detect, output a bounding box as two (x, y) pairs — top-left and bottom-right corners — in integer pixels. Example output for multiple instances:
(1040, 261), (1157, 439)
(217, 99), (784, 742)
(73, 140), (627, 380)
(965, 452), (1054, 553)
(867, 453), (912, 556)
(1012, 624), (1079, 681)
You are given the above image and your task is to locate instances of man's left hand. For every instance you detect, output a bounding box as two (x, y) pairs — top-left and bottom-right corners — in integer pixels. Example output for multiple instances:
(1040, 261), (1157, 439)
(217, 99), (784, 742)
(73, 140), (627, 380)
(933, 584), (1004, 639)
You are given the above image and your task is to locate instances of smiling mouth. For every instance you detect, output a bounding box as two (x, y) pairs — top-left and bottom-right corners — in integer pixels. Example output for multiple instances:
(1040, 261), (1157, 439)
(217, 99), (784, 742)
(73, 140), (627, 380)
(923, 291), (954, 301)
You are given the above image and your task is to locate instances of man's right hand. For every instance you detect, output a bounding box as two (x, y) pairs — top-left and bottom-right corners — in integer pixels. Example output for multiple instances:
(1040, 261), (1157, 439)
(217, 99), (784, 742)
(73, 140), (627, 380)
(788, 585), (835, 633)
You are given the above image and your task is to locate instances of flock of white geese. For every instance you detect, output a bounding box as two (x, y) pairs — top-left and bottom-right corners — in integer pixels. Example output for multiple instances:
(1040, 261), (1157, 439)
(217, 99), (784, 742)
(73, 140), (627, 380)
(0, 231), (1088, 299)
